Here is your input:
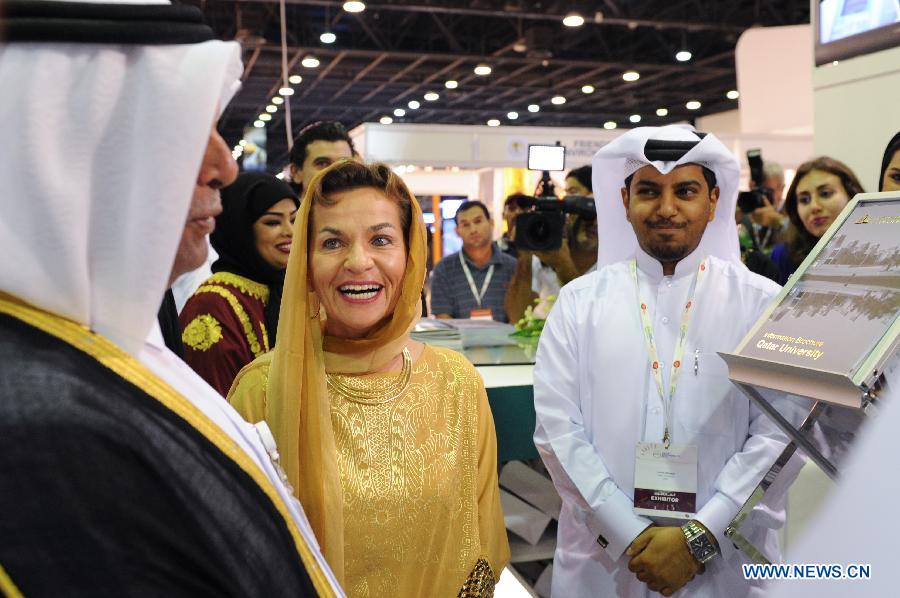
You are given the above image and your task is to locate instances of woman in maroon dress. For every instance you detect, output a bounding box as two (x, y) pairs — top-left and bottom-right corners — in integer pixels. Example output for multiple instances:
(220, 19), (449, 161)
(180, 172), (299, 396)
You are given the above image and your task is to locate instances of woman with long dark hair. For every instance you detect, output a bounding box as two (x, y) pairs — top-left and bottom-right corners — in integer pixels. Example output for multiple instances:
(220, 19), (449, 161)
(180, 172), (299, 396)
(770, 157), (864, 283)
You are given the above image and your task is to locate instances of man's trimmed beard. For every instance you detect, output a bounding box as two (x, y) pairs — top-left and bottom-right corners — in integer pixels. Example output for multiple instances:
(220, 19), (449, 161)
(644, 241), (693, 263)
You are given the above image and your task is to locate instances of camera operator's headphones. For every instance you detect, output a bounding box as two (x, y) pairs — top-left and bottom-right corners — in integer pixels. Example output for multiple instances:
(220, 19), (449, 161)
(643, 134), (707, 162)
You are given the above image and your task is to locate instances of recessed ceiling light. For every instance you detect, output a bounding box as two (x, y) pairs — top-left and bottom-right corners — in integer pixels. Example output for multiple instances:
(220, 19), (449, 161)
(474, 64), (492, 76)
(278, 87), (294, 96)
(272, 97), (284, 105)
(726, 90), (740, 100)
(656, 107), (668, 116)
(253, 120), (265, 128)
(507, 111), (519, 120)
(320, 32), (337, 44)
(562, 12), (585, 27)
(675, 50), (692, 62)
(379, 116), (393, 124)
(393, 108), (406, 117)
(424, 92), (440, 101)
(527, 104), (540, 113)
(445, 80), (459, 89)
(288, 74), (303, 84)
(408, 100), (421, 109)
(622, 70), (640, 82)
(343, 1), (365, 13)
(487, 119), (501, 127)
(259, 113), (272, 121)
(266, 105), (277, 113)
(301, 56), (320, 68)
(581, 85), (595, 94)
(686, 100), (702, 110)
(629, 114), (641, 123)
(551, 95), (566, 105)
(603, 121), (617, 130)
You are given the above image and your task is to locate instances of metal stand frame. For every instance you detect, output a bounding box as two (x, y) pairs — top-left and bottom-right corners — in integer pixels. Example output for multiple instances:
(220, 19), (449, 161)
(724, 384), (836, 564)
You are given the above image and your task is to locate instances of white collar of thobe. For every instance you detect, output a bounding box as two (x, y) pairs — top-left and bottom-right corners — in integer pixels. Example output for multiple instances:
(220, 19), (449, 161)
(146, 321), (166, 350)
(634, 245), (705, 283)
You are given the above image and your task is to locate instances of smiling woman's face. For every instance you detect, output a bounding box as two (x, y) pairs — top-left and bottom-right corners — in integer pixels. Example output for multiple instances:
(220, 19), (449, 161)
(309, 187), (407, 339)
(253, 198), (297, 270)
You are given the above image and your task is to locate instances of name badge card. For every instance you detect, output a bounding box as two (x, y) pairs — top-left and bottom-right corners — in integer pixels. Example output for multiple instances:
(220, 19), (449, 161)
(469, 307), (494, 321)
(633, 442), (698, 519)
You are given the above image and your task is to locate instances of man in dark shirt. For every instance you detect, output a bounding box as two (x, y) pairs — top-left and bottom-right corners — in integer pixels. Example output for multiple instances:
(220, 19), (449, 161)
(430, 200), (517, 322)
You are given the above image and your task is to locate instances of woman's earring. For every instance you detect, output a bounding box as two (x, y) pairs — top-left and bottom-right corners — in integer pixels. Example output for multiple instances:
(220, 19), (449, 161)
(309, 294), (321, 319)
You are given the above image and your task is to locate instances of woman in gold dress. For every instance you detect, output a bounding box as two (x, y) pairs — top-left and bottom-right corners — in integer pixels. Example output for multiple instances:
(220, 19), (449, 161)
(228, 161), (509, 597)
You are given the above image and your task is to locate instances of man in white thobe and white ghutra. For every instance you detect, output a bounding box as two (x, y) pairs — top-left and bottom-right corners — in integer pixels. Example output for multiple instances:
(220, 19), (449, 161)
(534, 125), (792, 597)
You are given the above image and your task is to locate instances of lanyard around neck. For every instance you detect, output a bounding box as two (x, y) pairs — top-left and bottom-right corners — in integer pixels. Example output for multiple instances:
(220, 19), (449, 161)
(630, 257), (708, 448)
(459, 251), (495, 307)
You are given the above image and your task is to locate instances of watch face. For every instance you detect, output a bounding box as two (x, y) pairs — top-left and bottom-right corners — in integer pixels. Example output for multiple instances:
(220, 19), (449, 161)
(693, 537), (716, 561)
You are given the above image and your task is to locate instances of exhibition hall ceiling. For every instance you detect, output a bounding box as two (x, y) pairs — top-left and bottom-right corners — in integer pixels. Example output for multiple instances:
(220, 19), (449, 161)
(191, 0), (810, 162)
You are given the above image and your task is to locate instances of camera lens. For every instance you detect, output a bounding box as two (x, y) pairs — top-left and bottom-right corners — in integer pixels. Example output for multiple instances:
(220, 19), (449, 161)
(527, 218), (554, 250)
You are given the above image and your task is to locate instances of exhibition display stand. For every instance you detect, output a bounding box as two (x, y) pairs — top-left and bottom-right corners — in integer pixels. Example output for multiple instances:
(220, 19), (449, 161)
(721, 192), (900, 563)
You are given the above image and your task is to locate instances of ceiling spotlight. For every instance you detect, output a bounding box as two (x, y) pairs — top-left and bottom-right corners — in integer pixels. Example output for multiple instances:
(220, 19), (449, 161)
(239, 139), (247, 146)
(445, 79), (459, 89)
(288, 74), (303, 84)
(622, 70), (640, 82)
(320, 32), (337, 44)
(474, 64), (492, 76)
(656, 107), (669, 116)
(675, 50), (692, 62)
(394, 108), (406, 117)
(259, 113), (272, 121)
(379, 116), (393, 124)
(487, 119), (501, 127)
(253, 120), (265, 128)
(551, 95), (566, 105)
(278, 87), (294, 96)
(507, 111), (519, 120)
(726, 90), (740, 100)
(603, 121), (617, 130)
(562, 12), (585, 27)
(408, 100), (421, 109)
(343, 1), (365, 13)
(527, 104), (540, 113)
(581, 85), (595, 94)
(686, 100), (702, 110)
(266, 105), (277, 113)
(424, 92), (440, 101)
(629, 114), (641, 123)
(272, 96), (284, 105)
(301, 56), (320, 68)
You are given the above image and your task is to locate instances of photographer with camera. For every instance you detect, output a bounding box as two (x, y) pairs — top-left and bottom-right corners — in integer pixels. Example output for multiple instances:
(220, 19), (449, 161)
(736, 151), (784, 282)
(505, 166), (598, 323)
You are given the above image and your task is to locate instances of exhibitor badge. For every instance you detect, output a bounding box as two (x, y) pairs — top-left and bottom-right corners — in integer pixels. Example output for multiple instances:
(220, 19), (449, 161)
(633, 442), (698, 519)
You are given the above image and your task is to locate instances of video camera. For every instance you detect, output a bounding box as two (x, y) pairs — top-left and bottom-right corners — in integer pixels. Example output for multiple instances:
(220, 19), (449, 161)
(514, 195), (595, 251)
(513, 142), (596, 251)
(737, 148), (774, 213)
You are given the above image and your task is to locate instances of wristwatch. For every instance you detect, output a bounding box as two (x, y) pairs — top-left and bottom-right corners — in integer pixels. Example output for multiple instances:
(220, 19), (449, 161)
(681, 520), (719, 564)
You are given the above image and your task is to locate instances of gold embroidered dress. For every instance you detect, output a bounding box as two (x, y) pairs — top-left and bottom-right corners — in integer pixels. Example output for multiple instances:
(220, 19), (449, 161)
(230, 344), (509, 597)
(180, 272), (270, 396)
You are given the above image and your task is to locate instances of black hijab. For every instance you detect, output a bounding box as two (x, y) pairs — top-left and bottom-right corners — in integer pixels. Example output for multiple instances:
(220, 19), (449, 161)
(879, 132), (900, 192)
(211, 172), (299, 346)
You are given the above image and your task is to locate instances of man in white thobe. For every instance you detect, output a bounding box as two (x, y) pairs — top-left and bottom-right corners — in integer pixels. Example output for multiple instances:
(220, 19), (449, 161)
(534, 125), (790, 597)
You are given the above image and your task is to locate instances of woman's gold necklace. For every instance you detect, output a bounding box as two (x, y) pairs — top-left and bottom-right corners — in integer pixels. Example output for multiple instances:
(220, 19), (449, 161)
(326, 347), (412, 405)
